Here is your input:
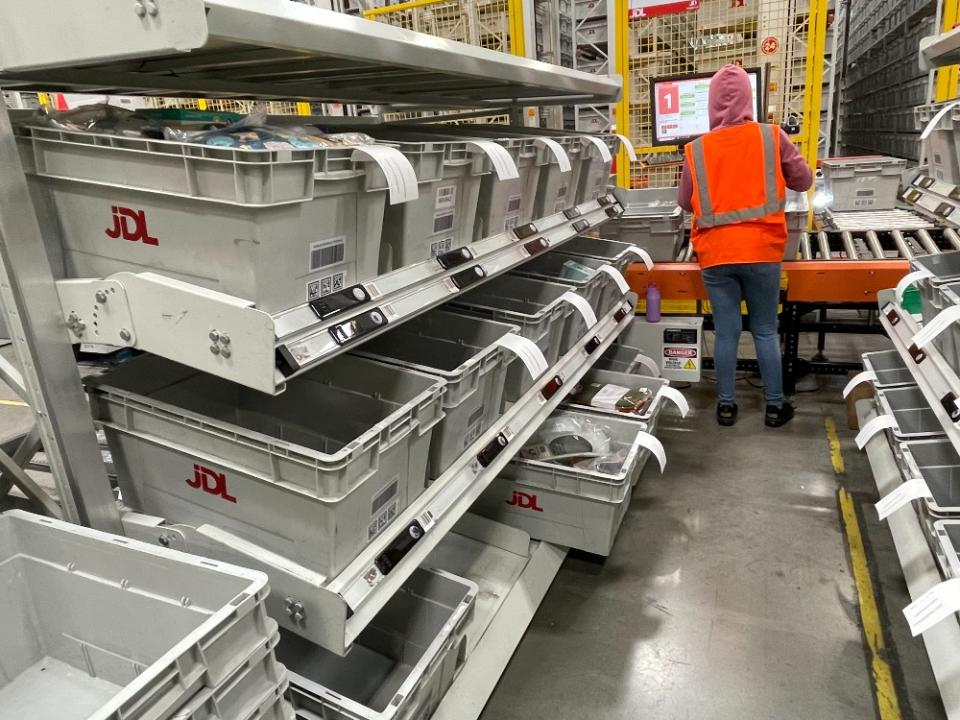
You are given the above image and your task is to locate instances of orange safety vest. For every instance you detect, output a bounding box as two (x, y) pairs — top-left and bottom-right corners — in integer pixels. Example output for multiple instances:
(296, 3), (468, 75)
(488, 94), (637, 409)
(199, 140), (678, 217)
(686, 122), (787, 269)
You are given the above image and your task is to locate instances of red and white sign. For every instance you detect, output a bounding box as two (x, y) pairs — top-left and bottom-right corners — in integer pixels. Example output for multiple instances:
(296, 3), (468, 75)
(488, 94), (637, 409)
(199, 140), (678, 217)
(761, 35), (780, 55)
(656, 82), (680, 116)
(628, 0), (700, 19)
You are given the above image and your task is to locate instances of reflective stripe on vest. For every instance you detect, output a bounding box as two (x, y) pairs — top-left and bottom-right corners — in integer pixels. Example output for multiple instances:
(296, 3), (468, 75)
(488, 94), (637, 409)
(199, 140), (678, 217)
(690, 124), (786, 229)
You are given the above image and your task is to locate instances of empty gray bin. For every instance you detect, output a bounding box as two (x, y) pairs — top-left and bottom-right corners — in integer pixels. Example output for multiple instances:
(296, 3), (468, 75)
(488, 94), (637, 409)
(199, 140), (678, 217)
(18, 124), (398, 313)
(0, 510), (277, 720)
(918, 280), (960, 374)
(875, 386), (944, 440)
(606, 187), (685, 261)
(282, 568), (476, 720)
(899, 438), (960, 517)
(448, 275), (578, 401)
(554, 236), (640, 272)
(862, 350), (917, 388)
(934, 519), (960, 580)
(510, 250), (624, 316)
(352, 310), (518, 478)
(86, 353), (445, 583)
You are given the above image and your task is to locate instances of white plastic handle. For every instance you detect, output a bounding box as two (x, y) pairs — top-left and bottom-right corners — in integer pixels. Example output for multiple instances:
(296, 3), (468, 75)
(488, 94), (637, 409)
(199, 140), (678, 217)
(581, 135), (612, 163)
(495, 333), (548, 379)
(466, 141), (519, 180)
(561, 291), (599, 328)
(855, 414), (897, 450)
(875, 477), (932, 521)
(351, 145), (419, 205)
(637, 431), (667, 473)
(843, 370), (878, 399)
(921, 100), (960, 140)
(615, 134), (638, 162)
(534, 138), (572, 173)
(628, 352), (661, 377)
(659, 386), (690, 418)
(903, 578), (960, 636)
(625, 245), (655, 270)
(596, 265), (630, 294)
(896, 269), (934, 303)
(913, 305), (960, 350)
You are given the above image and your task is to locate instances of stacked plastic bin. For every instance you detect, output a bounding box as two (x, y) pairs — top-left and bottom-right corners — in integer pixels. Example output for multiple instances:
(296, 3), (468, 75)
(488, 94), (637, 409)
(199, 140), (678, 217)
(821, 156), (907, 212)
(604, 187), (685, 262)
(0, 510), (293, 720)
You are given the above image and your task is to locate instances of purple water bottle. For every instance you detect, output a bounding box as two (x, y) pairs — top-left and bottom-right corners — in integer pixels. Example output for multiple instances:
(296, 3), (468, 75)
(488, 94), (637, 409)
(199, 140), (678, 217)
(646, 284), (661, 323)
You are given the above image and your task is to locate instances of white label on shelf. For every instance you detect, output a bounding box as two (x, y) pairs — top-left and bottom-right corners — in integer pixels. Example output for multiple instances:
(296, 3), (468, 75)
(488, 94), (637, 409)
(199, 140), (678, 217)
(615, 134), (638, 161)
(535, 137), (572, 173)
(624, 245), (655, 270)
(843, 370), (878, 399)
(855, 414), (897, 450)
(582, 135), (612, 162)
(913, 305), (960, 350)
(435, 183), (457, 211)
(466, 141), (519, 180)
(659, 386), (690, 418)
(637, 431), (667, 472)
(495, 333), (548, 379)
(628, 352), (661, 377)
(903, 578), (960, 636)
(896, 269), (934, 303)
(560, 291), (598, 328)
(875, 477), (932, 521)
(921, 100), (960, 140)
(590, 383), (632, 409)
(352, 145), (419, 205)
(596, 265), (630, 294)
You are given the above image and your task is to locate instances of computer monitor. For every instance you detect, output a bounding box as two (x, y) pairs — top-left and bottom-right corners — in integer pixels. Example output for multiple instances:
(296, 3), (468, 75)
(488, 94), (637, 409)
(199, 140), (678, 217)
(649, 68), (764, 147)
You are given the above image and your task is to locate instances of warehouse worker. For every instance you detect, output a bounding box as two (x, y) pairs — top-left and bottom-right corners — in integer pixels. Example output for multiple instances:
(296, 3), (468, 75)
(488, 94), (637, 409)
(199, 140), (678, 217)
(677, 64), (813, 428)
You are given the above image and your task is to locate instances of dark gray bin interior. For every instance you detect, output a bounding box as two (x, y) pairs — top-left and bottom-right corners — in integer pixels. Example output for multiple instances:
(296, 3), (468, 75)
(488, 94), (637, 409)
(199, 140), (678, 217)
(877, 386), (944, 438)
(903, 439), (960, 514)
(863, 350), (916, 388)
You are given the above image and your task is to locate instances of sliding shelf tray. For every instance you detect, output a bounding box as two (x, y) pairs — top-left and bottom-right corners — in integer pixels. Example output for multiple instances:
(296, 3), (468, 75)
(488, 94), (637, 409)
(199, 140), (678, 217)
(902, 175), (960, 229)
(121, 293), (637, 656)
(58, 196), (625, 394)
(858, 399), (960, 719)
(879, 302), (960, 458)
(0, 0), (621, 109)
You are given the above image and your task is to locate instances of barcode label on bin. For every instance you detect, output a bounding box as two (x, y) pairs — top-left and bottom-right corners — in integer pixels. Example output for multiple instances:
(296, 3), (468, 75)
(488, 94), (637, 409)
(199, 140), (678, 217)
(436, 184), (457, 210)
(368, 478), (400, 541)
(309, 237), (345, 271)
(504, 215), (520, 231)
(433, 211), (455, 234)
(306, 272), (346, 300)
(463, 405), (486, 448)
(430, 237), (453, 258)
(557, 184), (568, 199)
(507, 195), (522, 212)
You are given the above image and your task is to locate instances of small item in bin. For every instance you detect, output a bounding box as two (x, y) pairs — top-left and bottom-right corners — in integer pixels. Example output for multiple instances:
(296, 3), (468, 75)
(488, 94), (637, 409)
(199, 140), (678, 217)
(571, 382), (654, 415)
(520, 414), (614, 465)
(559, 259), (595, 282)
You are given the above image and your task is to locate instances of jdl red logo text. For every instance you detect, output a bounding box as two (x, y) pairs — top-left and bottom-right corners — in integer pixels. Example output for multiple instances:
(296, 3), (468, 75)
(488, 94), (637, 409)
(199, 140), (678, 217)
(186, 464), (237, 504)
(106, 206), (159, 245)
(506, 490), (543, 512)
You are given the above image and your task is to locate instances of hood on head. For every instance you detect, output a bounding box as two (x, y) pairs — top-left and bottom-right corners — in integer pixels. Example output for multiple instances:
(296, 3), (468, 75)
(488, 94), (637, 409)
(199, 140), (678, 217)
(708, 64), (755, 129)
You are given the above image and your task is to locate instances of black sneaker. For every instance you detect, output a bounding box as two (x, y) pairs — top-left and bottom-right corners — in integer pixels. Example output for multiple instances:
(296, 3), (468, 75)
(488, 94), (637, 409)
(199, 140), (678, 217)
(765, 402), (795, 428)
(717, 403), (738, 427)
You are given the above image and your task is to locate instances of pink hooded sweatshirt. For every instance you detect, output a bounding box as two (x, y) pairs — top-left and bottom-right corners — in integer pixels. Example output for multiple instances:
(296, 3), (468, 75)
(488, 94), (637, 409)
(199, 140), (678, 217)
(676, 65), (813, 212)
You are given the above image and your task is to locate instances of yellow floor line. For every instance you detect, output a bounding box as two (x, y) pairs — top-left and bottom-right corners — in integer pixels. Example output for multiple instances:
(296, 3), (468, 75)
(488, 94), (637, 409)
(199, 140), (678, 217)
(825, 417), (846, 475)
(0, 399), (28, 408)
(838, 488), (903, 720)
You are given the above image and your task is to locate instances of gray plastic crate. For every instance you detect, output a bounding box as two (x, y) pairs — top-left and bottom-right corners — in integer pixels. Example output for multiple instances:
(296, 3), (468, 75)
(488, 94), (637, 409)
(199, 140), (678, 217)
(351, 310), (518, 478)
(875, 386), (945, 441)
(821, 156), (907, 212)
(899, 438), (960, 517)
(510, 251), (624, 316)
(915, 104), (960, 185)
(86, 353), (445, 583)
(17, 124), (398, 314)
(862, 350), (917, 388)
(0, 510), (277, 720)
(171, 635), (290, 720)
(448, 275), (577, 402)
(282, 568), (476, 720)
(472, 136), (537, 238)
(553, 236), (640, 272)
(918, 280), (960, 375)
(785, 189), (809, 261)
(934, 519), (960, 580)
(604, 188), (684, 262)
(474, 410), (652, 555)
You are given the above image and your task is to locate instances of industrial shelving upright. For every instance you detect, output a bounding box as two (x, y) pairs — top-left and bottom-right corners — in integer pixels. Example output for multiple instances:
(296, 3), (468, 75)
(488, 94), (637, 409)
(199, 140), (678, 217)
(0, 1), (655, 717)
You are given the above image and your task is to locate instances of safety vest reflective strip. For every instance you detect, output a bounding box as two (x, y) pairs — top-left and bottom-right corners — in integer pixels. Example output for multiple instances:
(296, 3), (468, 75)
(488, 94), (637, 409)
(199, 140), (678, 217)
(690, 124), (786, 229)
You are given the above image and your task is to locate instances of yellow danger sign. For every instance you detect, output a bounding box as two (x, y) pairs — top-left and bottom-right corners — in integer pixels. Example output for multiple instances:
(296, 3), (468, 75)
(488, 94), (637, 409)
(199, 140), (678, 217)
(683, 359), (697, 370)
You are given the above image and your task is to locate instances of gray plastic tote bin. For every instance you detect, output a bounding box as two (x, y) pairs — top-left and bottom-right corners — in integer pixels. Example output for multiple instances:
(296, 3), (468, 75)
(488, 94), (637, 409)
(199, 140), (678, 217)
(282, 568), (476, 720)
(898, 438), (960, 518)
(606, 187), (684, 261)
(554, 236), (641, 272)
(510, 250), (625, 317)
(473, 410), (652, 555)
(0, 510), (277, 720)
(875, 386), (944, 441)
(448, 275), (578, 401)
(918, 280), (960, 375)
(915, 104), (960, 184)
(862, 350), (917, 388)
(351, 310), (518, 478)
(86, 353), (445, 582)
(934, 519), (960, 580)
(821, 156), (907, 212)
(17, 124), (402, 313)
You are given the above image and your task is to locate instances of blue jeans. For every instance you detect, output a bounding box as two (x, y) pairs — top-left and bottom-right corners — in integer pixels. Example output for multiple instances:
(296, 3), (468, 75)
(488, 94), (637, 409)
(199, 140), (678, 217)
(702, 262), (785, 407)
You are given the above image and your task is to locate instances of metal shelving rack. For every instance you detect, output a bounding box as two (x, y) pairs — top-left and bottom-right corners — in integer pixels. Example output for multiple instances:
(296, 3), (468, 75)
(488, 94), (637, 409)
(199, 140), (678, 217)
(0, 1), (642, 716)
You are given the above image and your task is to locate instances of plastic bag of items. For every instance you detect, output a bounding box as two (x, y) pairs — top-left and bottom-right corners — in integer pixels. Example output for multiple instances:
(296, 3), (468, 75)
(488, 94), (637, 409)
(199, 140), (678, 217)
(519, 414), (626, 472)
(569, 381), (653, 415)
